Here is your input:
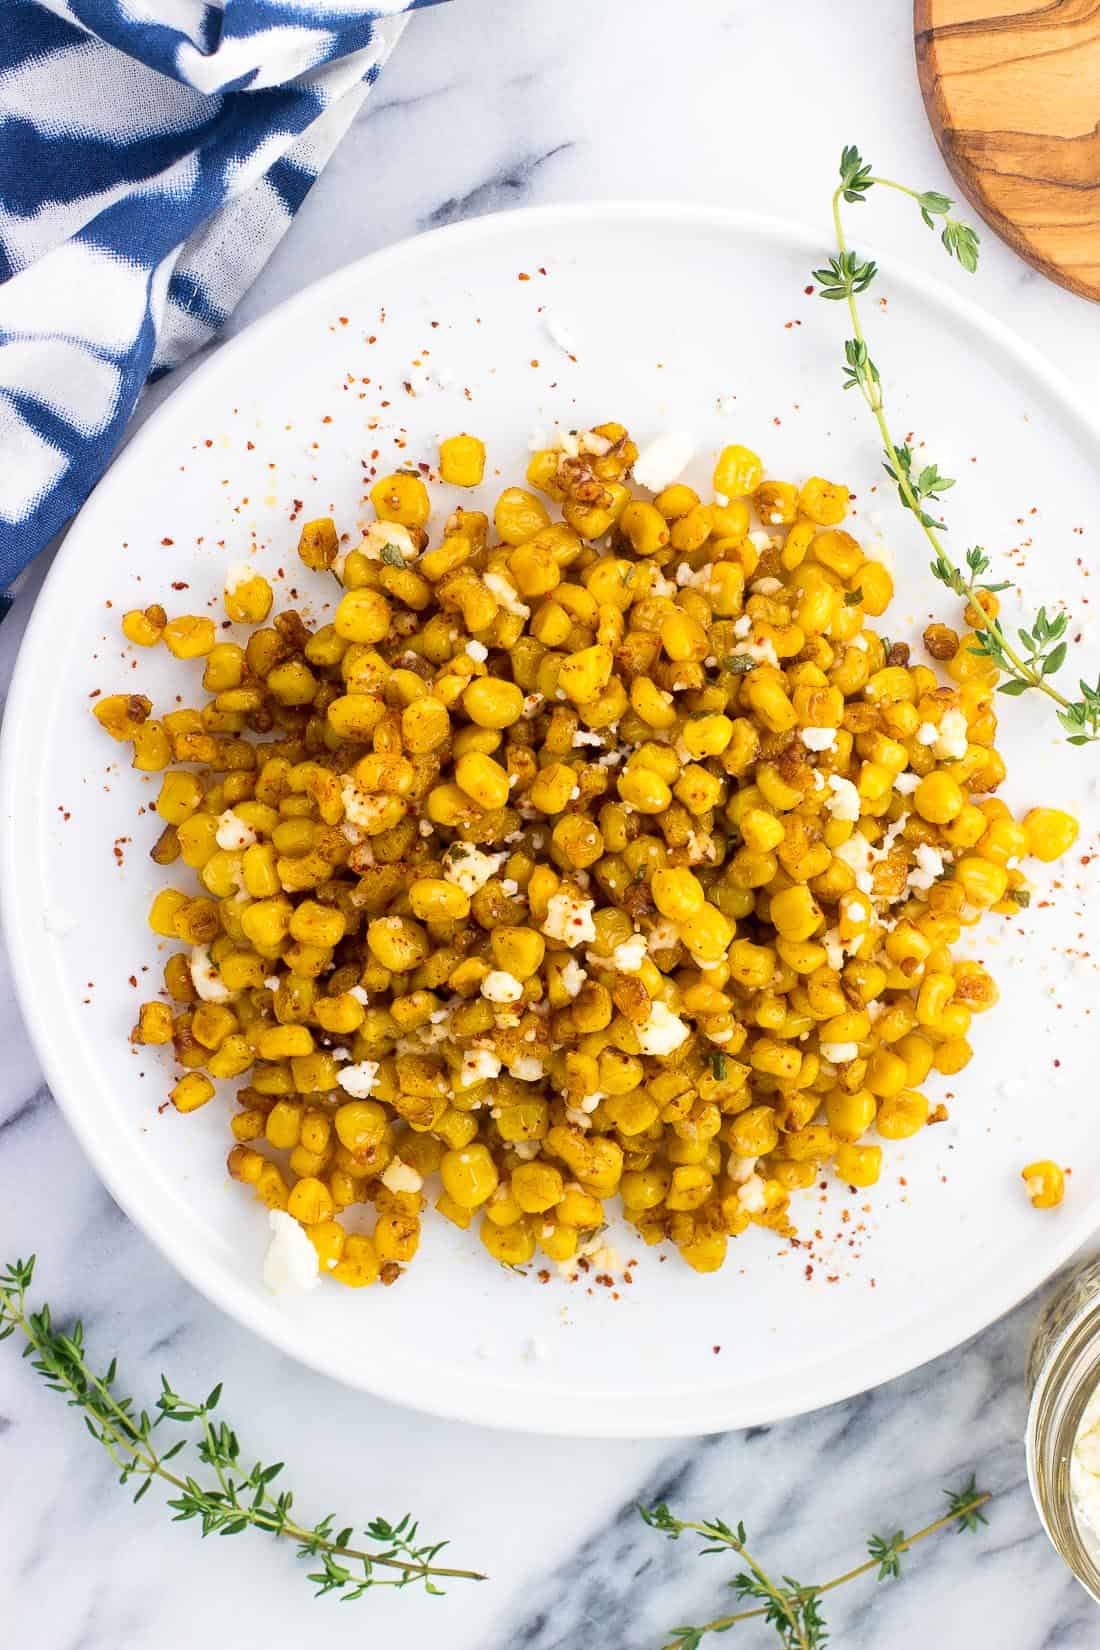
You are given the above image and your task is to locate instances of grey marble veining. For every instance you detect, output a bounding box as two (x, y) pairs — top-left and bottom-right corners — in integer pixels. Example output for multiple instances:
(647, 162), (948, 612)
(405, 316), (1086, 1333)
(3, 0), (1100, 1645)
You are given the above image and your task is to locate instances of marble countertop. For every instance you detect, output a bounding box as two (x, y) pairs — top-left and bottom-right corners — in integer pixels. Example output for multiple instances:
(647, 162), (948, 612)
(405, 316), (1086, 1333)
(4, 1), (1100, 1645)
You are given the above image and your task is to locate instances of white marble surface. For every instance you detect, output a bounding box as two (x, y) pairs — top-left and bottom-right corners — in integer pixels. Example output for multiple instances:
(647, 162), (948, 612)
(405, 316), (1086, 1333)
(3, 1), (1100, 1645)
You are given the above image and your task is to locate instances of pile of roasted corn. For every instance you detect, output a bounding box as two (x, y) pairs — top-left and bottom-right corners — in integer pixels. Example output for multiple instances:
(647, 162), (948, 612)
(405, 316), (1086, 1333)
(94, 423), (1078, 1284)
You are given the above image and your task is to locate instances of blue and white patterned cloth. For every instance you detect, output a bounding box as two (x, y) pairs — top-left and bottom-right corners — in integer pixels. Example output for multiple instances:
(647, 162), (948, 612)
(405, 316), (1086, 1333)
(0, 0), (436, 611)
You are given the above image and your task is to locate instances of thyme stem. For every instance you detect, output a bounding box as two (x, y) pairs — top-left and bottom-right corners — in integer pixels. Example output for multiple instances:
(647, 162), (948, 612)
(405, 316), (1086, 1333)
(0, 1257), (486, 1596)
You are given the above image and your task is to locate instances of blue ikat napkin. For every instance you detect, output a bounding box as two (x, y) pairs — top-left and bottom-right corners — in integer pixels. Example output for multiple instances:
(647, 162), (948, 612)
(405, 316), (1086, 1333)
(0, 0), (440, 613)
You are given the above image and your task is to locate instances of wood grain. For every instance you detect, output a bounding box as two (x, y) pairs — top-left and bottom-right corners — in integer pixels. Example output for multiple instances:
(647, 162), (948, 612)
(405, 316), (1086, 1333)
(916, 0), (1100, 300)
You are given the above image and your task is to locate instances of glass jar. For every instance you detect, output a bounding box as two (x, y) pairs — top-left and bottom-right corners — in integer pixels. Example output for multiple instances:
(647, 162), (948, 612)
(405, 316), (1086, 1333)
(1027, 1252), (1100, 1599)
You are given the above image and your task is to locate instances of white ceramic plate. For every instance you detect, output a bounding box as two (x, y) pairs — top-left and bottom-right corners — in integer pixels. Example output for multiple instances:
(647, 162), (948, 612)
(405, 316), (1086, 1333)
(4, 204), (1100, 1437)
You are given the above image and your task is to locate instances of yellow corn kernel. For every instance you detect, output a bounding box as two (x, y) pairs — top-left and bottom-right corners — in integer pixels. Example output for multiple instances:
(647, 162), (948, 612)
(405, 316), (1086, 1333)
(331, 1233), (381, 1288)
(953, 856), (1008, 908)
(914, 771), (964, 825)
(511, 1161), (565, 1214)
(824, 1087), (876, 1142)
(439, 433), (486, 487)
(240, 896), (293, 949)
(1023, 807), (1079, 863)
(834, 1142), (881, 1187)
(441, 1143), (499, 1209)
(94, 692), (152, 741)
(372, 471), (430, 529)
(127, 718), (170, 771)
(480, 1215), (535, 1266)
(171, 1072), (215, 1113)
(133, 1001), (173, 1045)
(224, 570), (273, 625)
(463, 676), (524, 729)
(297, 517), (338, 572)
(617, 766), (672, 815)
(1021, 1159), (1065, 1209)
(620, 500), (670, 555)
(121, 605), (166, 647)
(769, 885), (822, 943)
(287, 1177), (335, 1226)
(333, 587), (391, 645)
(163, 615), (216, 658)
(651, 867), (705, 922)
(713, 444), (763, 497)
(798, 476), (849, 526)
(455, 750), (511, 810)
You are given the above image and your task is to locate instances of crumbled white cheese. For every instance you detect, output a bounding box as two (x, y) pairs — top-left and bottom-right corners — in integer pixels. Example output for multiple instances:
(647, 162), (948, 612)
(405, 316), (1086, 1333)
(465, 639), (488, 662)
(362, 520), (417, 564)
(822, 929), (846, 971)
(542, 889), (597, 947)
(916, 721), (939, 747)
(522, 692), (544, 718)
(635, 1000), (690, 1056)
(225, 560), (258, 596)
(558, 957), (587, 998)
(381, 1158), (423, 1194)
(741, 637), (780, 667)
(484, 570), (530, 618)
(932, 707), (969, 760)
(264, 976), (280, 992)
(907, 842), (945, 892)
(612, 935), (647, 973)
(893, 771), (920, 795)
(443, 845), (504, 895)
(215, 809), (257, 851)
(800, 727), (837, 752)
(737, 1175), (766, 1214)
(349, 985), (369, 1005)
(820, 1040), (859, 1063)
(646, 918), (680, 953)
(813, 770), (826, 791)
(340, 777), (395, 834)
(482, 970), (524, 1004)
(747, 529), (773, 551)
(263, 1210), (319, 1294)
(730, 1155), (757, 1185)
(573, 728), (603, 747)
(459, 1047), (502, 1087)
(732, 614), (753, 638)
(826, 775), (861, 822)
(632, 431), (694, 493)
(511, 1139), (542, 1160)
(714, 490), (730, 507)
(190, 945), (230, 1003)
(752, 576), (783, 595)
(833, 832), (876, 894)
(337, 1060), (380, 1099)
(509, 1055), (545, 1081)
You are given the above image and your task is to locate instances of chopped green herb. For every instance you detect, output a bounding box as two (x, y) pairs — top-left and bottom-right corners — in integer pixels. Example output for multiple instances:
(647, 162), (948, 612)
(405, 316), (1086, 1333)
(380, 542), (407, 569)
(710, 1052), (728, 1081)
(844, 587), (864, 606)
(723, 654), (757, 675)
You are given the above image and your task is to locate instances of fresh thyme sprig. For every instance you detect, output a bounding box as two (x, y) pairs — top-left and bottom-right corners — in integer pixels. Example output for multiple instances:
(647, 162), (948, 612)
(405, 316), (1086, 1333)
(640, 1475), (989, 1650)
(0, 1256), (486, 1601)
(816, 144), (1100, 744)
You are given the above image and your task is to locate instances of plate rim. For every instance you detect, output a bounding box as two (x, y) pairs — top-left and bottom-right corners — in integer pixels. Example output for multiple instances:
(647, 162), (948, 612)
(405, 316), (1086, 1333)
(3, 197), (1098, 1436)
